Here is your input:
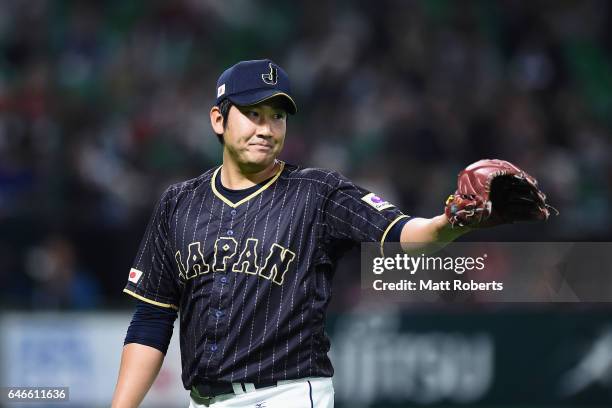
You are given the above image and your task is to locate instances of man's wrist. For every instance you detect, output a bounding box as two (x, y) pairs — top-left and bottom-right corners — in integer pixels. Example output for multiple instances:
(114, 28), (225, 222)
(435, 214), (471, 241)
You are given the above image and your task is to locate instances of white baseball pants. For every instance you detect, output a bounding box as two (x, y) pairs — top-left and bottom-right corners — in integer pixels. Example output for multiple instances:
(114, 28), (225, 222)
(189, 377), (333, 408)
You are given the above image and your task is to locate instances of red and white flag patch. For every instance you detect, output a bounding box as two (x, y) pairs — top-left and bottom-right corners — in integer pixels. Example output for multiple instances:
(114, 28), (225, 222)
(128, 268), (143, 284)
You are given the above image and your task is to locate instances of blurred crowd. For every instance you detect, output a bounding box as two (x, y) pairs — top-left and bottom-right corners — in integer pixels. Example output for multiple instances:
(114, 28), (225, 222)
(0, 0), (610, 309)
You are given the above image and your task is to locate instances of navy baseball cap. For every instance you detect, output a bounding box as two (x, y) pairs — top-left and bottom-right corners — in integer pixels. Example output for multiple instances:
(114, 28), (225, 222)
(215, 59), (297, 114)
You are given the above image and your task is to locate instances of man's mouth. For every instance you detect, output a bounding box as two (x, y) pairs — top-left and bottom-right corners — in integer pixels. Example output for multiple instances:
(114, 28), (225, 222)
(249, 143), (273, 149)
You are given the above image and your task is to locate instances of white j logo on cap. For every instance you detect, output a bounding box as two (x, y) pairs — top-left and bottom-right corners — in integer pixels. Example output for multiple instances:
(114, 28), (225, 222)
(261, 63), (278, 85)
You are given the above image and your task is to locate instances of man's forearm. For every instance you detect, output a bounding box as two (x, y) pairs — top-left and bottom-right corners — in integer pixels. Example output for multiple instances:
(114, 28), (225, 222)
(111, 343), (165, 408)
(400, 215), (470, 253)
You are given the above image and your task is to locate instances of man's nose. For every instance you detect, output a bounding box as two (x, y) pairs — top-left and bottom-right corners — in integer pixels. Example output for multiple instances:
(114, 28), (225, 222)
(256, 119), (273, 138)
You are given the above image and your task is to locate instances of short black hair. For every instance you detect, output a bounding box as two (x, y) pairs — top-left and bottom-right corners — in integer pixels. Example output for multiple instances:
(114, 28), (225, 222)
(214, 99), (233, 145)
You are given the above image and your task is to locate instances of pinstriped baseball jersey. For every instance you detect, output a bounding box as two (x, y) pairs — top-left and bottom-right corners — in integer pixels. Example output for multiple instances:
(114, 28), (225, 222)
(123, 161), (409, 389)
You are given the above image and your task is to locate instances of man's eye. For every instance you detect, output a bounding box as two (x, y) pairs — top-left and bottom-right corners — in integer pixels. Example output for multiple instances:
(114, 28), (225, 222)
(247, 110), (259, 117)
(273, 113), (286, 120)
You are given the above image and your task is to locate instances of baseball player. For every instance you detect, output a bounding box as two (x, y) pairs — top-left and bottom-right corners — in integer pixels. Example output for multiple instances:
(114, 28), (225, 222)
(111, 59), (553, 408)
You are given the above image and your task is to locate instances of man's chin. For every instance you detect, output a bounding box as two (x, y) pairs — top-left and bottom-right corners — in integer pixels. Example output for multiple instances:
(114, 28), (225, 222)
(240, 154), (276, 172)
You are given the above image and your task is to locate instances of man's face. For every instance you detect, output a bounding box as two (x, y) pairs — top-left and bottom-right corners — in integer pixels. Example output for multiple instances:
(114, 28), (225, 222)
(220, 100), (287, 171)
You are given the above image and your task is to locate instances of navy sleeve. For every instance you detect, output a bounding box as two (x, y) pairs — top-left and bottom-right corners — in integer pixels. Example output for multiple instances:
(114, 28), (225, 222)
(124, 187), (181, 310)
(124, 300), (178, 354)
(322, 171), (409, 243)
(386, 217), (409, 242)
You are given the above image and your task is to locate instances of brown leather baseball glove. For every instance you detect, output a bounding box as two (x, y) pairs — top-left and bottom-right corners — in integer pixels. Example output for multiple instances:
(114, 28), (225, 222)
(444, 159), (558, 228)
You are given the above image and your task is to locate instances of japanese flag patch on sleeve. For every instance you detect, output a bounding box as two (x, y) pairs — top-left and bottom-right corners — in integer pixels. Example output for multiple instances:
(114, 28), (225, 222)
(128, 268), (143, 284)
(361, 193), (395, 211)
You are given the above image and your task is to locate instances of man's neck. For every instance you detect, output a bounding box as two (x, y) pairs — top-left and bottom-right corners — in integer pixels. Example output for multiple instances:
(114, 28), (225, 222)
(220, 159), (279, 190)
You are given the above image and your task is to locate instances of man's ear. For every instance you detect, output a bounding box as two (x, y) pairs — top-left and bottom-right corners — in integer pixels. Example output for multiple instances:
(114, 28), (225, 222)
(210, 106), (225, 134)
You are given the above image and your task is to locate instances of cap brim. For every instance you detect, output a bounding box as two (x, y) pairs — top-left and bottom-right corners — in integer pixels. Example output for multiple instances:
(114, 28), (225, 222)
(228, 89), (297, 115)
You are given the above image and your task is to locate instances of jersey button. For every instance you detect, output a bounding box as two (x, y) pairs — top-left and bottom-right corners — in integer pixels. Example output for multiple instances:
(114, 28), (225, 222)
(215, 310), (224, 318)
(230, 210), (237, 216)
(219, 276), (228, 284)
(210, 344), (218, 352)
(227, 230), (233, 236)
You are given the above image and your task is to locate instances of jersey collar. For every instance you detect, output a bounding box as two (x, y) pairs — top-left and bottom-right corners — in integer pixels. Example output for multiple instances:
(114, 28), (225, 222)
(211, 161), (285, 208)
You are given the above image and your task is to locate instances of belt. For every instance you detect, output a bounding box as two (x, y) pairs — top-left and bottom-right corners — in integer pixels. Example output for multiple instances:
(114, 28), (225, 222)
(191, 380), (278, 401)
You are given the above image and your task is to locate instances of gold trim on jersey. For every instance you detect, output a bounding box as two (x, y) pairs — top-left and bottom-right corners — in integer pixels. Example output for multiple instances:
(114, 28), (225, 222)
(380, 214), (410, 256)
(123, 288), (179, 310)
(211, 161), (285, 208)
